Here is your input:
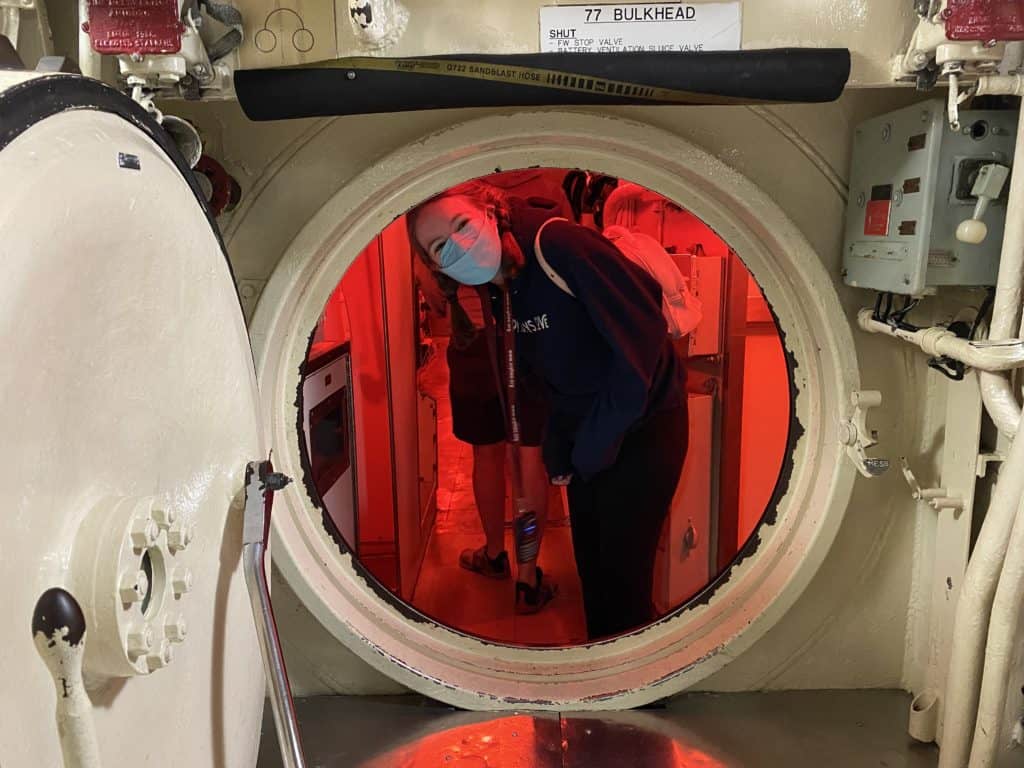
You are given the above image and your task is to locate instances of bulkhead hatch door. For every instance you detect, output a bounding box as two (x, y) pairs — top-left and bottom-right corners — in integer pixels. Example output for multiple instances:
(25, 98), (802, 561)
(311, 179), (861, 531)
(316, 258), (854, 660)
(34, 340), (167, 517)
(0, 72), (265, 767)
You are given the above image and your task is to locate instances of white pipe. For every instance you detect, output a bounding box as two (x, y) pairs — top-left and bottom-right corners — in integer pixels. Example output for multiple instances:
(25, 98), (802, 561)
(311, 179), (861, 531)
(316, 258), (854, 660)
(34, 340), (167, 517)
(940, 430), (1024, 768)
(970, 495), (1024, 766)
(938, 79), (1024, 768)
(975, 74), (1024, 437)
(857, 311), (1024, 372)
(980, 372), (1020, 437)
(975, 74), (1024, 98)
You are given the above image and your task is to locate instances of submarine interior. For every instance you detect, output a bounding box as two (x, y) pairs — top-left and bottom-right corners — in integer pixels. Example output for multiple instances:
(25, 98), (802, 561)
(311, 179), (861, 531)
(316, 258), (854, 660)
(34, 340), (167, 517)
(4, 1), (1024, 766)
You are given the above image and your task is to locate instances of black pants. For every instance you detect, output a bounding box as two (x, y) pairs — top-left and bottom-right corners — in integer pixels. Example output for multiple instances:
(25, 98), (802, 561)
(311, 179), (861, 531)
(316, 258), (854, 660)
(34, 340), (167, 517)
(567, 403), (688, 640)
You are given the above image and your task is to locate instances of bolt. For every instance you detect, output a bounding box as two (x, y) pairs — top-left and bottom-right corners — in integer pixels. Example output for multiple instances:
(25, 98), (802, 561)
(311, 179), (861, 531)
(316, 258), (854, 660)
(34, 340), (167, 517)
(152, 507), (176, 529)
(882, 123), (893, 143)
(167, 522), (195, 552)
(129, 517), (159, 549)
(164, 614), (188, 643)
(346, 71), (356, 80)
(192, 64), (206, 78)
(171, 567), (193, 596)
(147, 640), (173, 670)
(126, 624), (154, 659)
(912, 51), (929, 67)
(119, 569), (149, 603)
(130, 52), (143, 63)
(856, 192), (866, 207)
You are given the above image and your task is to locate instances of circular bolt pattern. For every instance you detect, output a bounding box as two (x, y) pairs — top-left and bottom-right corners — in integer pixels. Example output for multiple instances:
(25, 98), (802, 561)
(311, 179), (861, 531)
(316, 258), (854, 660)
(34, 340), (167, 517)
(126, 625), (154, 659)
(119, 569), (149, 603)
(129, 517), (158, 549)
(165, 615), (188, 643)
(152, 508), (176, 529)
(171, 567), (194, 596)
(147, 640), (173, 670)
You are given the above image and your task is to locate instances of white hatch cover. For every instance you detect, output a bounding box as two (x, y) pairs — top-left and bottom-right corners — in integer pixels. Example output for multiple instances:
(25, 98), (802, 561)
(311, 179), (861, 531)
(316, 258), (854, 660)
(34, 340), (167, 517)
(0, 73), (265, 767)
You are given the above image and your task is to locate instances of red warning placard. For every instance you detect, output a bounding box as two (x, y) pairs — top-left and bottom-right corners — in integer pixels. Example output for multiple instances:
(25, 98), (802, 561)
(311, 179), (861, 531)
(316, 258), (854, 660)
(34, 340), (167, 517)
(86, 0), (183, 55)
(945, 0), (1024, 42)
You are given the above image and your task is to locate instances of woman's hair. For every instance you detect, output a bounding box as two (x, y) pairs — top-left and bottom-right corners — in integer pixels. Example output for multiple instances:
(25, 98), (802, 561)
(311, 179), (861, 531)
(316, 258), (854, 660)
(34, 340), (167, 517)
(405, 179), (511, 267)
(406, 179), (513, 351)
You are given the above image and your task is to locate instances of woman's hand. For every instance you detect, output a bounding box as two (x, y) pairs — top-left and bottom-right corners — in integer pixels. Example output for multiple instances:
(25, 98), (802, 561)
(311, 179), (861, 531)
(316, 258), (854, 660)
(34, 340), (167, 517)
(550, 474), (573, 486)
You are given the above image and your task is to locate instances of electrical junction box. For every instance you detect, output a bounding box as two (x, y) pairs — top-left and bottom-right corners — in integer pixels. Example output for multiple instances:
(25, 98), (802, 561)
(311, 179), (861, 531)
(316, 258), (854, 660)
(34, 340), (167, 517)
(843, 100), (1017, 296)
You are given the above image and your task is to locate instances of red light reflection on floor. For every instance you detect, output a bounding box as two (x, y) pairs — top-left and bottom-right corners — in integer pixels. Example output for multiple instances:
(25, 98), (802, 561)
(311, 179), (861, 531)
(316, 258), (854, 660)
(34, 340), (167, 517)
(671, 740), (729, 767)
(358, 714), (728, 767)
(360, 715), (543, 768)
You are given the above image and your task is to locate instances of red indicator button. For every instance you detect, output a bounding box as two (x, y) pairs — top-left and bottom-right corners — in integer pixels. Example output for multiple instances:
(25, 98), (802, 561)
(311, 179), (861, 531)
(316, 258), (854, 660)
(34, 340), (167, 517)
(864, 199), (891, 237)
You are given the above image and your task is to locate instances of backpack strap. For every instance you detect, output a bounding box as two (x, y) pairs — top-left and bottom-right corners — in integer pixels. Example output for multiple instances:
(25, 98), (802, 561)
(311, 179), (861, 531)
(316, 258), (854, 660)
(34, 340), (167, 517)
(533, 217), (575, 298)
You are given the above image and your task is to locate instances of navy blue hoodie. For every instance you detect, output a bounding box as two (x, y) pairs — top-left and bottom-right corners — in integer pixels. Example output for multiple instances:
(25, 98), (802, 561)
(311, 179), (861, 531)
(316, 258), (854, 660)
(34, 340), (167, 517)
(494, 198), (686, 481)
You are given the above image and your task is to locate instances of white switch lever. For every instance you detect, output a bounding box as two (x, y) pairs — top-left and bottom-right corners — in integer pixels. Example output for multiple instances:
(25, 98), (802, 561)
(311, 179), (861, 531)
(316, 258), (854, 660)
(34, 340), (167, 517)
(956, 163), (1010, 244)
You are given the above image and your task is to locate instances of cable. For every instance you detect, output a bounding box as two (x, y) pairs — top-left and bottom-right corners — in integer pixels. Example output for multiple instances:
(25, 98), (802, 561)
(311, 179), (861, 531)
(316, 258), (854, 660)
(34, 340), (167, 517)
(970, 287), (997, 341)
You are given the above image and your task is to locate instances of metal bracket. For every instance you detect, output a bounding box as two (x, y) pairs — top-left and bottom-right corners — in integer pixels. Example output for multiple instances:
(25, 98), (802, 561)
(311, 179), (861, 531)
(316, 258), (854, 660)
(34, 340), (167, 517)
(840, 390), (891, 477)
(977, 451), (1005, 478)
(901, 457), (964, 514)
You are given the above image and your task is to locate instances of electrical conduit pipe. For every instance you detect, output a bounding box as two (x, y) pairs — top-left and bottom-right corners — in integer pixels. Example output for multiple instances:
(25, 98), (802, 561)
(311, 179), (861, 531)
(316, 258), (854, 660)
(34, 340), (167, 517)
(976, 75), (1024, 438)
(938, 84), (1024, 768)
(939, 428), (1024, 768)
(856, 311), (1024, 371)
(969, 495), (1024, 766)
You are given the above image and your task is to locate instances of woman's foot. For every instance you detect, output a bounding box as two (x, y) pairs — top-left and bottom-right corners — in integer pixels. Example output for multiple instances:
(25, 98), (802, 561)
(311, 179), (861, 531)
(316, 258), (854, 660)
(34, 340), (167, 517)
(459, 546), (511, 579)
(515, 567), (558, 615)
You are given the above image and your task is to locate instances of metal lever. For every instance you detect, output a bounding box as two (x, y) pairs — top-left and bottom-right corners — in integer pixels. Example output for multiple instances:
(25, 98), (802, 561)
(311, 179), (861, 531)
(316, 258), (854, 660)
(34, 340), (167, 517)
(241, 460), (304, 768)
(839, 390), (891, 477)
(900, 457), (964, 514)
(32, 587), (101, 768)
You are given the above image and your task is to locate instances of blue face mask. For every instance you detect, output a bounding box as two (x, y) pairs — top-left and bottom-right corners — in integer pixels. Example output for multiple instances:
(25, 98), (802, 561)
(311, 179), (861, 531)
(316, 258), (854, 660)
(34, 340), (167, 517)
(436, 212), (502, 286)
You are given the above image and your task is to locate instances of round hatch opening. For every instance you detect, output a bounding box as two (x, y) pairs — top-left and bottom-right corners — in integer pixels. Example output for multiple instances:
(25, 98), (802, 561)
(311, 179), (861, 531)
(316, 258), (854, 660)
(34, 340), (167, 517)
(251, 111), (858, 709)
(296, 167), (795, 649)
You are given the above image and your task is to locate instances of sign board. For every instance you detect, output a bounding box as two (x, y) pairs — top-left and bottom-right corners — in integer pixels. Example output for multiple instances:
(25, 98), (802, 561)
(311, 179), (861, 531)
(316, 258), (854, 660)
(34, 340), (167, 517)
(539, 3), (742, 53)
(87, 0), (182, 55)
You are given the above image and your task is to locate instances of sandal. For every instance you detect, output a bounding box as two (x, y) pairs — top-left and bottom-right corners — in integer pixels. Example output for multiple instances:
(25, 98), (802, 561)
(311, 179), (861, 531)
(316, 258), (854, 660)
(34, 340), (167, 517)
(459, 546), (511, 579)
(515, 567), (558, 615)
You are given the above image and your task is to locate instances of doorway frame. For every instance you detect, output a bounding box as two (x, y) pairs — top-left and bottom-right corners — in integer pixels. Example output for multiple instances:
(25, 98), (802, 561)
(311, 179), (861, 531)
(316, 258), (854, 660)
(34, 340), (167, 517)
(250, 110), (860, 710)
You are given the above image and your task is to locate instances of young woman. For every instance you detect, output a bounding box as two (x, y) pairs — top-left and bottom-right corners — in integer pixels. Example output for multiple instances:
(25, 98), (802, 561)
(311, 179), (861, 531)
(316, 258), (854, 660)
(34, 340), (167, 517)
(408, 180), (688, 640)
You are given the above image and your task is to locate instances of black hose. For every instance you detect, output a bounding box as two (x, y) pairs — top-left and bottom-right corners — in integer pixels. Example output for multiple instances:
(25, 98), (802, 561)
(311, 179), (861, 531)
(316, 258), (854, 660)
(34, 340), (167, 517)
(235, 48), (851, 121)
